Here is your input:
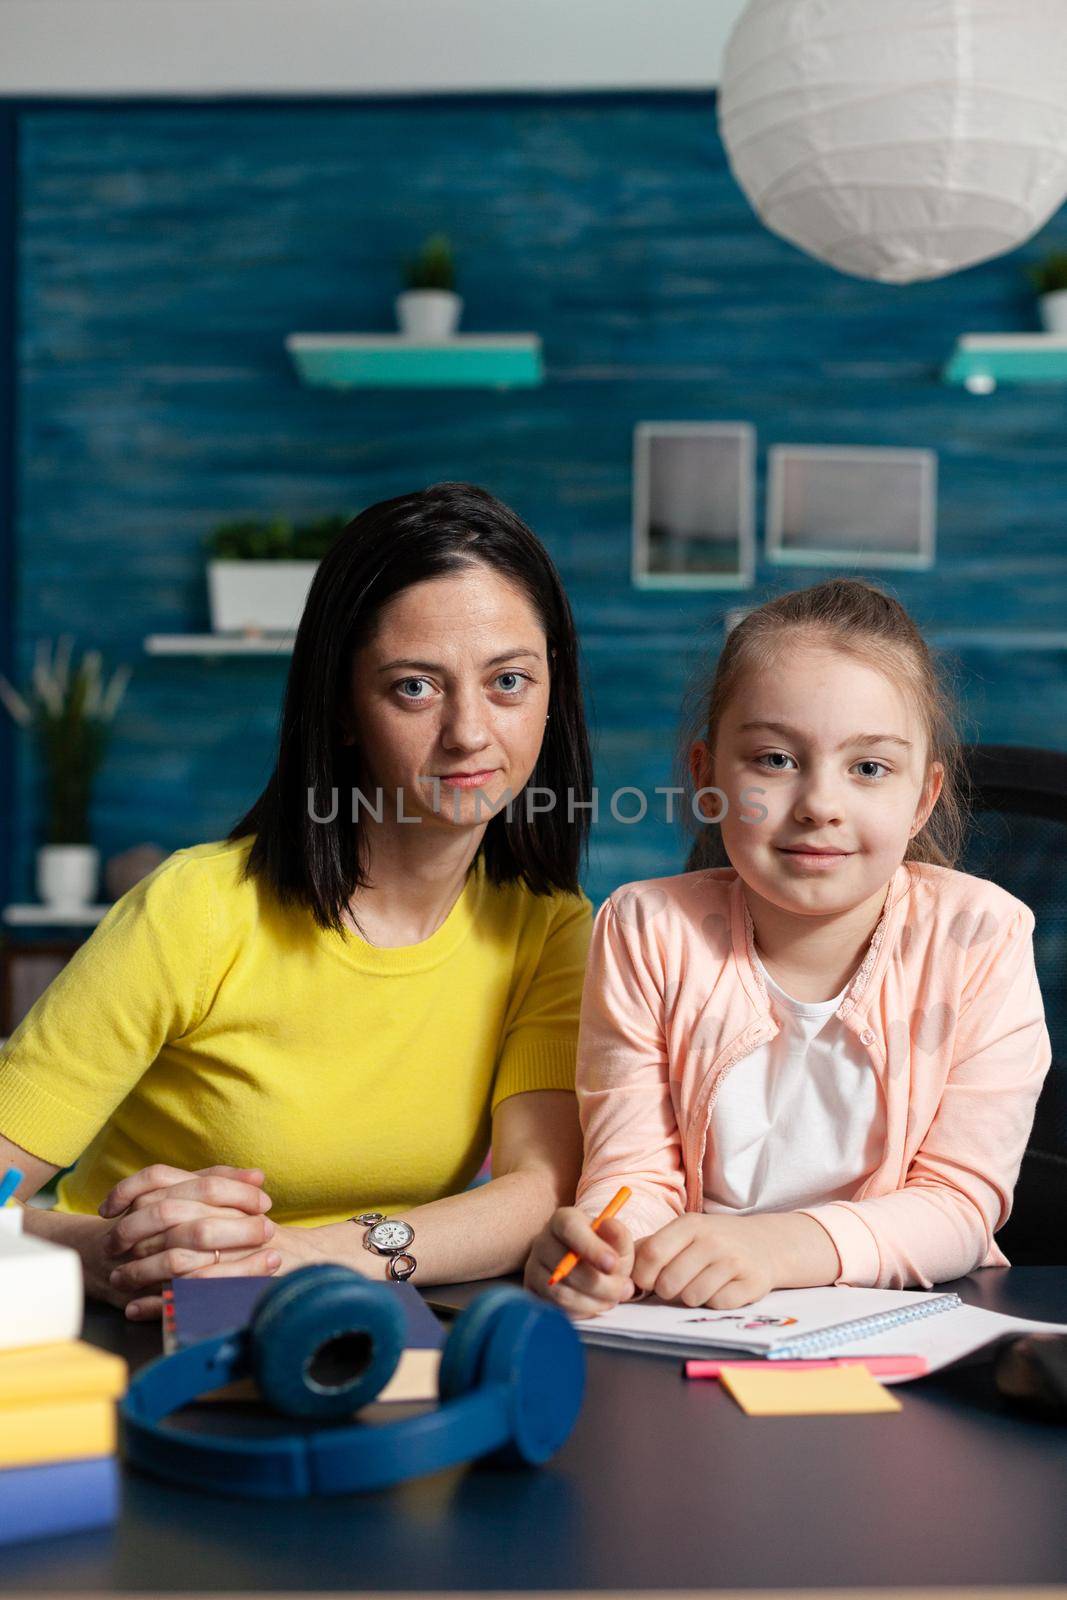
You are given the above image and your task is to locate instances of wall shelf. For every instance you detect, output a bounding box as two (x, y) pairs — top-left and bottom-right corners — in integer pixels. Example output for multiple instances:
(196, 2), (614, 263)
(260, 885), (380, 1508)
(944, 334), (1067, 393)
(144, 634), (296, 656)
(286, 333), (543, 389)
(3, 904), (109, 927)
(144, 627), (1067, 661)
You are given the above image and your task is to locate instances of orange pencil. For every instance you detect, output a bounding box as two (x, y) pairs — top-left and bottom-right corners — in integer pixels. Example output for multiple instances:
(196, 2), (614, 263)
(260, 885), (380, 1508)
(548, 1186), (631, 1287)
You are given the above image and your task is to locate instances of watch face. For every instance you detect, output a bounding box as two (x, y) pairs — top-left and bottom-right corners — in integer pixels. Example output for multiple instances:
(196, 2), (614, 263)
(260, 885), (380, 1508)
(369, 1219), (414, 1252)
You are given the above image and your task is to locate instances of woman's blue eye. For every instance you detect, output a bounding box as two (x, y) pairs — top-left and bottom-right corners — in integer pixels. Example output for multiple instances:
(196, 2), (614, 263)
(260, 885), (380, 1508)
(397, 678), (432, 700)
(495, 671), (527, 694)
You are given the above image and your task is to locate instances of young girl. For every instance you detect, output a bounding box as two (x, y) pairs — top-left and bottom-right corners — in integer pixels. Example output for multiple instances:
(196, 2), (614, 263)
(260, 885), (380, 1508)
(526, 578), (1052, 1317)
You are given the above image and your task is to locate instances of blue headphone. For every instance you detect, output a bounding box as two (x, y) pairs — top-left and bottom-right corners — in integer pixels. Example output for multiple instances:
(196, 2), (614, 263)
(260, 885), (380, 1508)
(121, 1265), (585, 1499)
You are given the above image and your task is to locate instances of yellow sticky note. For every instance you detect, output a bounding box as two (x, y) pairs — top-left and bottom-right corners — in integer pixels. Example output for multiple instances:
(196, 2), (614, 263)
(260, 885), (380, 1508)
(719, 1363), (902, 1416)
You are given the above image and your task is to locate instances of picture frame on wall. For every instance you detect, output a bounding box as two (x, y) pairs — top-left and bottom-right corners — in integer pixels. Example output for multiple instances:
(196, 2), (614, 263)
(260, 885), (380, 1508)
(632, 422), (756, 589)
(766, 445), (937, 570)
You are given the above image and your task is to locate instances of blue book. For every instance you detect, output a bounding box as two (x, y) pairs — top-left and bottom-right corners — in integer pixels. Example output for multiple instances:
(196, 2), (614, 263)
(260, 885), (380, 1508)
(162, 1275), (446, 1406)
(0, 1456), (119, 1547)
(164, 1275), (444, 1353)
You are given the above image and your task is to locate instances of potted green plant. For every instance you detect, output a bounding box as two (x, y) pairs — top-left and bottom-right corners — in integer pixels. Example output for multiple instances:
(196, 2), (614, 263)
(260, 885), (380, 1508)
(396, 233), (462, 341)
(1028, 251), (1067, 333)
(0, 638), (131, 909)
(205, 514), (348, 634)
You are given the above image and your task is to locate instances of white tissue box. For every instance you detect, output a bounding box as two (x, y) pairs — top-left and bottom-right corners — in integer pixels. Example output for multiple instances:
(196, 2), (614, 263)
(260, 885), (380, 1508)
(0, 1205), (24, 1237)
(0, 1229), (83, 1351)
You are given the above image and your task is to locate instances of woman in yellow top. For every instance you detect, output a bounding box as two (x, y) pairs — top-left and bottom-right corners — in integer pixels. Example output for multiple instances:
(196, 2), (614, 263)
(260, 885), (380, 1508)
(0, 482), (594, 1318)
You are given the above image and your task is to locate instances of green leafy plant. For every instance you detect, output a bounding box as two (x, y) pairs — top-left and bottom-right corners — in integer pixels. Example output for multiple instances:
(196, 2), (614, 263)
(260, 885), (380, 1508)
(1027, 251), (1067, 296)
(0, 638), (131, 845)
(403, 233), (456, 293)
(206, 514), (349, 562)
(206, 517), (294, 561)
(291, 513), (349, 560)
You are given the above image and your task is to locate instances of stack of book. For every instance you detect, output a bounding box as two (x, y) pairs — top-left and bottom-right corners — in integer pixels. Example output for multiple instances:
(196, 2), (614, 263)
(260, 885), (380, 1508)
(0, 1220), (127, 1547)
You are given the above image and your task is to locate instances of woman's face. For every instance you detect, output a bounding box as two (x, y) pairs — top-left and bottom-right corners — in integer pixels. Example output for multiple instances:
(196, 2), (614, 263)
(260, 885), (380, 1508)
(695, 644), (943, 919)
(346, 563), (552, 831)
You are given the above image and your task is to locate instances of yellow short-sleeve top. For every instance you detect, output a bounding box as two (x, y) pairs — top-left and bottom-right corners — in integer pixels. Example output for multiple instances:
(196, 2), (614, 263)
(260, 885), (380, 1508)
(0, 837), (592, 1225)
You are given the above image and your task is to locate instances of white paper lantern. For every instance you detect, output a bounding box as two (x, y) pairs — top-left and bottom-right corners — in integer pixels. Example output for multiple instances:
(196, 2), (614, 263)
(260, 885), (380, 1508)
(717, 0), (1067, 284)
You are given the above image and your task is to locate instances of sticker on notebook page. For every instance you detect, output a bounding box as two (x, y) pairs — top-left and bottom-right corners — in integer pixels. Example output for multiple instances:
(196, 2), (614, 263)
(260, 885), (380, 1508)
(683, 1313), (799, 1331)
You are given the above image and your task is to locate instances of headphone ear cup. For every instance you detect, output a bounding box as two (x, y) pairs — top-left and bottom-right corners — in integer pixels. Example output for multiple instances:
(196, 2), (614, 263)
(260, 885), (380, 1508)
(439, 1287), (584, 1467)
(250, 1263), (405, 1420)
(438, 1285), (531, 1403)
(481, 1296), (584, 1465)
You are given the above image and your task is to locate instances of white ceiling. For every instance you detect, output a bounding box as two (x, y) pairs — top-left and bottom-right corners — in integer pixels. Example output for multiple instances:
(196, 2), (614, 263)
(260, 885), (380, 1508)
(0, 0), (747, 95)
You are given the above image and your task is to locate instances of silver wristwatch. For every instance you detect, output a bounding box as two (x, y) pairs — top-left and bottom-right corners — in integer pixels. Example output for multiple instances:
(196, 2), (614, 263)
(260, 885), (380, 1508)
(350, 1212), (417, 1281)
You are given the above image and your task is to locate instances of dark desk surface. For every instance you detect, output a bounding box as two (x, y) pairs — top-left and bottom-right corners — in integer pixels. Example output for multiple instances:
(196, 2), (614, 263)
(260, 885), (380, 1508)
(1, 1268), (1065, 1593)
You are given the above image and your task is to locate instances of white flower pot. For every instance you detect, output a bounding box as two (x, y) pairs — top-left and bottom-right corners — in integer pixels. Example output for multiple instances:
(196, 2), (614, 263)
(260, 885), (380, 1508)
(395, 290), (463, 341)
(36, 844), (100, 910)
(207, 561), (319, 634)
(1039, 290), (1067, 333)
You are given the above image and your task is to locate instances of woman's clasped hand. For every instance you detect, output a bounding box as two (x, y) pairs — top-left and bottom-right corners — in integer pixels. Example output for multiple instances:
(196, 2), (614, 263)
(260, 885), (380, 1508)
(94, 1163), (325, 1319)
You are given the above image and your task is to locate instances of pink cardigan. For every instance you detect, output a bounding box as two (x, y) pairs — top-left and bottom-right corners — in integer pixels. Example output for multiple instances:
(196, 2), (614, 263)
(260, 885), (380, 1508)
(574, 862), (1051, 1289)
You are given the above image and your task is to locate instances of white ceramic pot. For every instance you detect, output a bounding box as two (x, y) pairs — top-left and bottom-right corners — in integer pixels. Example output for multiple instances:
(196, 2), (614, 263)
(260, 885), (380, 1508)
(395, 290), (463, 341)
(1038, 290), (1067, 333)
(36, 844), (100, 910)
(207, 560), (318, 634)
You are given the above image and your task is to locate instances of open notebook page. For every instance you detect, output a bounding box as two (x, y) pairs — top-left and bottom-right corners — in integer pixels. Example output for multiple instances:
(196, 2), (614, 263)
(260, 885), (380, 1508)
(829, 1303), (1067, 1381)
(577, 1285), (953, 1354)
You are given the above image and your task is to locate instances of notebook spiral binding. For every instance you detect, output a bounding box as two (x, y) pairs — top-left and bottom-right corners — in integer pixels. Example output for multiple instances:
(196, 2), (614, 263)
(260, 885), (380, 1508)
(767, 1292), (963, 1361)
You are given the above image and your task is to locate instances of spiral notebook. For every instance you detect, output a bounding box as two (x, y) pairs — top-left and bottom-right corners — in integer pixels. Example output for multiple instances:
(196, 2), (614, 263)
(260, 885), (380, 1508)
(577, 1286), (1067, 1379)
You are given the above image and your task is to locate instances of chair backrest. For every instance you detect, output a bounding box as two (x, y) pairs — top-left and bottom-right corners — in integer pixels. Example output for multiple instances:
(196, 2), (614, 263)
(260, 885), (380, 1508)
(957, 745), (1067, 1265)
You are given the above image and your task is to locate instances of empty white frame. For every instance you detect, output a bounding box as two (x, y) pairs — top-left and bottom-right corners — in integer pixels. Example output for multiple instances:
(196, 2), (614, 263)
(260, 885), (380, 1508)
(766, 446), (936, 570)
(632, 423), (756, 589)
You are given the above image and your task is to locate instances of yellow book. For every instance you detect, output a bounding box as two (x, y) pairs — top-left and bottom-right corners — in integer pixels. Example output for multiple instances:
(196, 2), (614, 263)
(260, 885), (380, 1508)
(0, 1396), (116, 1468)
(0, 1341), (127, 1406)
(0, 1343), (126, 1469)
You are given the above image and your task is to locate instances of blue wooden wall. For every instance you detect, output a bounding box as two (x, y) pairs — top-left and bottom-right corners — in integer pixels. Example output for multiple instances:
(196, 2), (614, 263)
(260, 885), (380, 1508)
(6, 93), (1067, 908)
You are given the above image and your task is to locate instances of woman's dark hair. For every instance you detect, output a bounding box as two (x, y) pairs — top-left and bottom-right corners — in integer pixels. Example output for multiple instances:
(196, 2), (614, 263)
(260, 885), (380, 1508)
(229, 482), (593, 931)
(679, 577), (972, 874)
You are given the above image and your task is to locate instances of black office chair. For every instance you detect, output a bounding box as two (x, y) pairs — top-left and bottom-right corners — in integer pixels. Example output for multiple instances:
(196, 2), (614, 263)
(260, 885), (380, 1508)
(958, 745), (1067, 1265)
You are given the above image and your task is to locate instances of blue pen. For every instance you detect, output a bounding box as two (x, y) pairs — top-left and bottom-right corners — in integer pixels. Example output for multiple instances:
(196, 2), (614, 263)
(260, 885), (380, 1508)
(0, 1166), (23, 1208)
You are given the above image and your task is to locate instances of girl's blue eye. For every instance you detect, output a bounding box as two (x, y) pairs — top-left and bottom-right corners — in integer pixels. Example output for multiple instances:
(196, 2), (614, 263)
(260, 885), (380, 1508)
(855, 760), (889, 780)
(755, 752), (890, 780)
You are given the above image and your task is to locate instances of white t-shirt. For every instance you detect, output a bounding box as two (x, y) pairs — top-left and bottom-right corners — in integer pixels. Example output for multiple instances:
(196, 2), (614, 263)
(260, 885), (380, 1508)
(702, 949), (885, 1214)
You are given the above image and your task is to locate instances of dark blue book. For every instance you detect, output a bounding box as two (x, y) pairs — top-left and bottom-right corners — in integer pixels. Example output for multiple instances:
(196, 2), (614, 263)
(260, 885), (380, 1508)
(162, 1275), (446, 1407)
(164, 1275), (444, 1354)
(0, 1456), (119, 1547)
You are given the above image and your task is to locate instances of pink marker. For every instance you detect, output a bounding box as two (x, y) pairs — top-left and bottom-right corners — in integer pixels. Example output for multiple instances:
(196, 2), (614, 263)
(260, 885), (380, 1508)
(685, 1355), (928, 1380)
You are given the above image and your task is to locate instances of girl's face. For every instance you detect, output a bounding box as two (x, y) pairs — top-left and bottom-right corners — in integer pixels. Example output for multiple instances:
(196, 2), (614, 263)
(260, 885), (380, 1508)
(695, 644), (943, 919)
(346, 564), (552, 831)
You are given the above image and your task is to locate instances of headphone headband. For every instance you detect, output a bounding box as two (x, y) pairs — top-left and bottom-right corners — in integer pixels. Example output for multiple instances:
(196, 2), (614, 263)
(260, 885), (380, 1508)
(121, 1268), (584, 1498)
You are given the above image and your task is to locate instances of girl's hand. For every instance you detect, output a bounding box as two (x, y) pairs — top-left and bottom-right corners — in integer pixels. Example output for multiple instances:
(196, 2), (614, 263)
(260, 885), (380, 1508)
(98, 1164), (282, 1321)
(524, 1206), (636, 1319)
(632, 1213), (789, 1309)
